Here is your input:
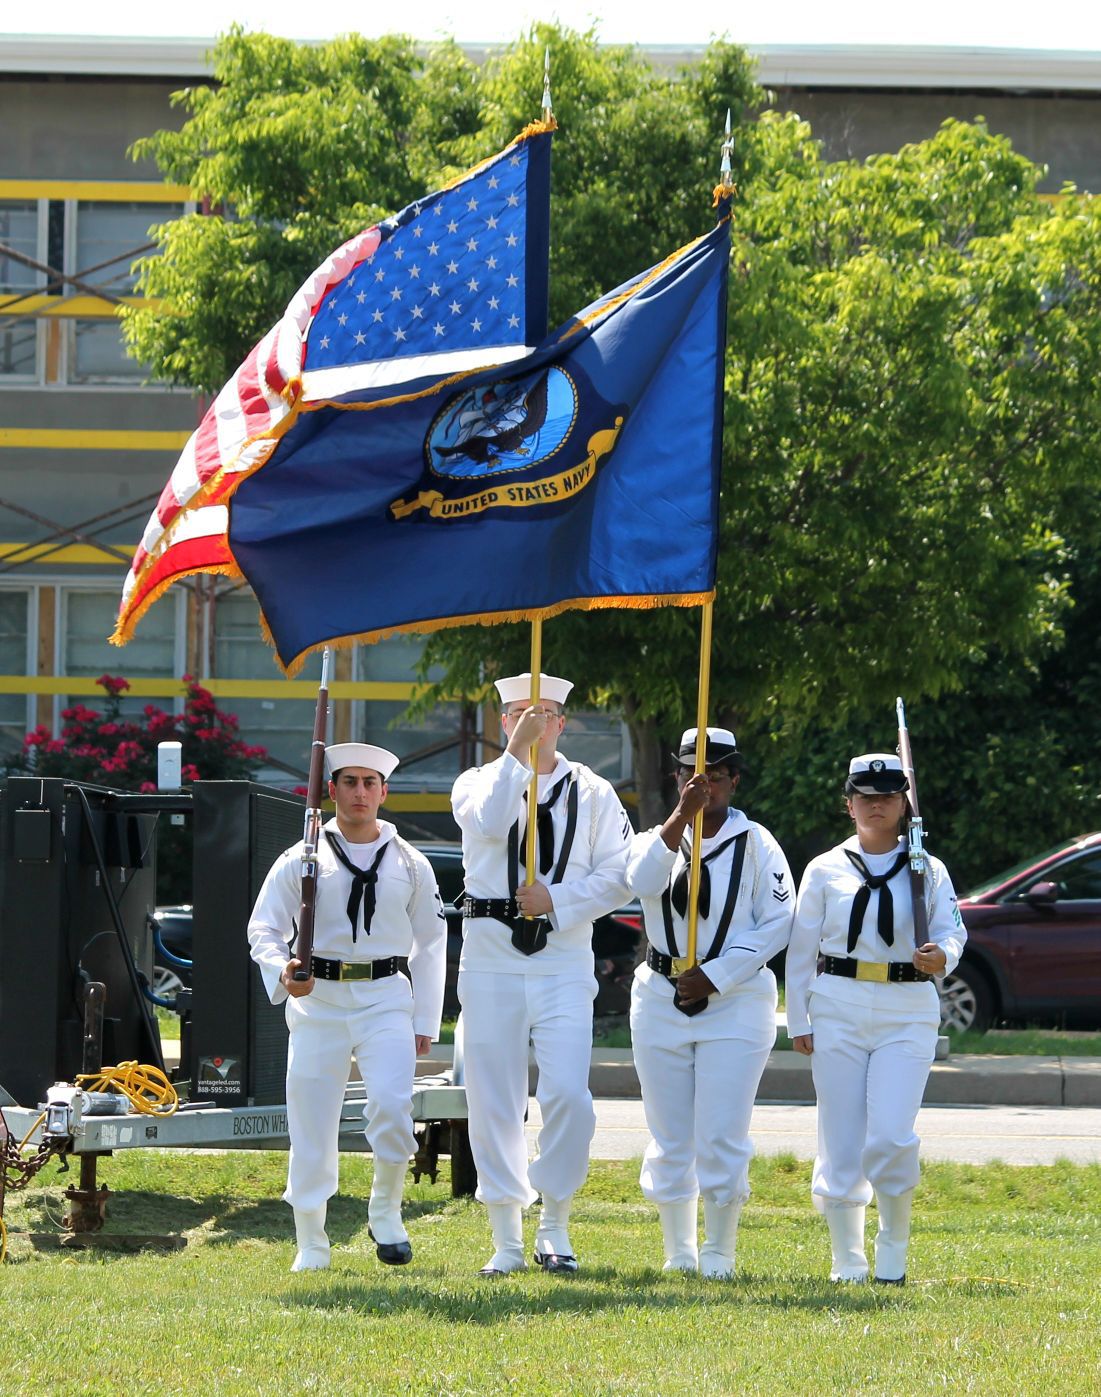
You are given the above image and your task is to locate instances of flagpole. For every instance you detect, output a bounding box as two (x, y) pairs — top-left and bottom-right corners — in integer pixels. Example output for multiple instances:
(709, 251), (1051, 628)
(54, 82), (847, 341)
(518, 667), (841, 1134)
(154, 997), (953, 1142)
(684, 599), (713, 968)
(525, 616), (543, 890)
(523, 59), (551, 900)
(685, 114), (735, 970)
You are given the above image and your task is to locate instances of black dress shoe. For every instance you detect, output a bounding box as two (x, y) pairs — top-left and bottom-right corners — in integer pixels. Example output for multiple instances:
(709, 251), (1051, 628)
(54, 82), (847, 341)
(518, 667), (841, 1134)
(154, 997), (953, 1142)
(369, 1227), (412, 1266)
(533, 1249), (579, 1275)
(874, 1274), (905, 1286)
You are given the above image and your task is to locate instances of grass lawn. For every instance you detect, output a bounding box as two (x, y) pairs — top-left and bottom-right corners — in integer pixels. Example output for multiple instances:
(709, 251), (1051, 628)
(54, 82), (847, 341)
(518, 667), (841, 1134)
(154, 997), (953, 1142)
(946, 1028), (1101, 1056)
(160, 1019), (1101, 1057)
(2, 1152), (1099, 1394)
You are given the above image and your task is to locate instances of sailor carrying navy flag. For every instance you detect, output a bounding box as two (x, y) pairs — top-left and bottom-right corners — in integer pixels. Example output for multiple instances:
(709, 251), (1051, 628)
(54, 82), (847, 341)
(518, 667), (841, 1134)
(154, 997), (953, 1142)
(451, 671), (633, 1277)
(625, 726), (794, 1277)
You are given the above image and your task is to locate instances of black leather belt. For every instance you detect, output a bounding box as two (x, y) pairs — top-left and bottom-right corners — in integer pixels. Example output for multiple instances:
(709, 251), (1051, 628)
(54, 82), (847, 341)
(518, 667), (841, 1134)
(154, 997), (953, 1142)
(646, 945), (706, 980)
(462, 896), (520, 921)
(819, 954), (930, 984)
(310, 955), (408, 983)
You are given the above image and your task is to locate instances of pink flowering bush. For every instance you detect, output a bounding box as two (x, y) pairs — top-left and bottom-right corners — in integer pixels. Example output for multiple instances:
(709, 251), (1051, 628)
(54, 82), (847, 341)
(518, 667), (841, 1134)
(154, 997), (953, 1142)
(13, 675), (269, 903)
(19, 674), (267, 789)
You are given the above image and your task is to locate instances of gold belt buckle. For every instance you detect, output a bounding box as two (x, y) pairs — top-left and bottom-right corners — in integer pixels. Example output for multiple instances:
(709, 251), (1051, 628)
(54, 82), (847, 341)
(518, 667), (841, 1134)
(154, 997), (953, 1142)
(855, 961), (889, 983)
(339, 962), (374, 982)
(669, 956), (691, 977)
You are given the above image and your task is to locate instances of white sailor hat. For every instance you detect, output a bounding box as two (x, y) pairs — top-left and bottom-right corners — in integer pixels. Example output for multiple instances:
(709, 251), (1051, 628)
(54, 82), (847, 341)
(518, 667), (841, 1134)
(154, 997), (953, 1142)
(325, 743), (399, 781)
(673, 727), (742, 770)
(846, 753), (909, 795)
(494, 672), (574, 708)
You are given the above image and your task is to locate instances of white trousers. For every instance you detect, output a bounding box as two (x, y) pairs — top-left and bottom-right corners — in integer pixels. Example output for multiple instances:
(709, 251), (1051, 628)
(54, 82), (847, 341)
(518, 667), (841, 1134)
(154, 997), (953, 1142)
(631, 975), (775, 1206)
(458, 969), (597, 1206)
(283, 979), (416, 1212)
(808, 989), (938, 1207)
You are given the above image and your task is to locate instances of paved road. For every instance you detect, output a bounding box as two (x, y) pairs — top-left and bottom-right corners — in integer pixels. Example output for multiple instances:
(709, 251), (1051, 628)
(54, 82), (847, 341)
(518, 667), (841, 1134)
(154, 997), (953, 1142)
(525, 1100), (1101, 1167)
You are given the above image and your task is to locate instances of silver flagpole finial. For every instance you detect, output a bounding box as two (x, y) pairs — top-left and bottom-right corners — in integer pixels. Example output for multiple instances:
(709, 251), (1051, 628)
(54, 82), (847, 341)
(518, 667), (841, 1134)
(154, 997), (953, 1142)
(542, 47), (553, 122)
(719, 108), (734, 191)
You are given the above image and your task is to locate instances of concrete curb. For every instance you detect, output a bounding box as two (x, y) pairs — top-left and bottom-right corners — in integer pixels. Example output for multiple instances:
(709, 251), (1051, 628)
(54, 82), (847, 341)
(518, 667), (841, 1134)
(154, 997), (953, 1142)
(415, 1045), (1101, 1108)
(161, 1043), (1101, 1108)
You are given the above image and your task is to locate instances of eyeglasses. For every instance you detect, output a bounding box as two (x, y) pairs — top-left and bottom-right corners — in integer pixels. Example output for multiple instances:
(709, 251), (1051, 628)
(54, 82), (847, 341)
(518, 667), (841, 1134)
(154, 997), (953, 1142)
(503, 706), (562, 719)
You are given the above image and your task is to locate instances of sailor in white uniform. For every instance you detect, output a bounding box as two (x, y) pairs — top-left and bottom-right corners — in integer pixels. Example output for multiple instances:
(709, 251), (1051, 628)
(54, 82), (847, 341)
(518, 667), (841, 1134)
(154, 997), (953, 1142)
(452, 672), (632, 1276)
(626, 727), (794, 1277)
(247, 742), (446, 1272)
(786, 753), (966, 1284)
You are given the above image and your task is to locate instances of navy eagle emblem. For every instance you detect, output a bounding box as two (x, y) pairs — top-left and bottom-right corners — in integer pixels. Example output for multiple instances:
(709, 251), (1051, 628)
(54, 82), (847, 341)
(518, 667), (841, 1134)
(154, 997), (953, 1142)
(427, 367), (576, 477)
(389, 362), (623, 523)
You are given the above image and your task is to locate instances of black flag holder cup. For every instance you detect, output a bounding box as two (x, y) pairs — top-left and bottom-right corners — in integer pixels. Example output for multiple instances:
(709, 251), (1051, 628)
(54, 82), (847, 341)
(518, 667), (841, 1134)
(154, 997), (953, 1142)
(511, 917), (551, 956)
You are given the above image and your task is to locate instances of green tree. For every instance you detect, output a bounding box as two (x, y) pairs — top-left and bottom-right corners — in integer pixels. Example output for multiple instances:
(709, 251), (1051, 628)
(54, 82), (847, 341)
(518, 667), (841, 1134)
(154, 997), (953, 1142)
(124, 29), (1101, 869)
(422, 114), (1101, 836)
(123, 28), (482, 389)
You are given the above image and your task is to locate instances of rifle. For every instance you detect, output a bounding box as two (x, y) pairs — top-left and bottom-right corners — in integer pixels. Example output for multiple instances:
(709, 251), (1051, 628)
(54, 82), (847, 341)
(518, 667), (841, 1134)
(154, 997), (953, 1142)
(292, 648), (331, 982)
(895, 696), (930, 949)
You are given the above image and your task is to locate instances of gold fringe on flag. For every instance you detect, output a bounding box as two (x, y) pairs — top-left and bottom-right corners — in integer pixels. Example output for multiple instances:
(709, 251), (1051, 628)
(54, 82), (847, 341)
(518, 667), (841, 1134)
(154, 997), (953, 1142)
(265, 590), (716, 679)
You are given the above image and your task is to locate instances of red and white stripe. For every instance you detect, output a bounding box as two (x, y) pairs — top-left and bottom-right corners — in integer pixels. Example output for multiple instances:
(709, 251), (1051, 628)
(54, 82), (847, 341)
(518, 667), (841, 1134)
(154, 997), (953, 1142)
(115, 224), (383, 640)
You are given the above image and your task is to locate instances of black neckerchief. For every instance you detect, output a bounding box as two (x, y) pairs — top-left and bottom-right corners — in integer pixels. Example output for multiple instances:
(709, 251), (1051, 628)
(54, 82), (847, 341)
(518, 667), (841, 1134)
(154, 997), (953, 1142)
(659, 829), (749, 962)
(843, 846), (910, 954)
(324, 829), (389, 942)
(506, 770), (578, 895)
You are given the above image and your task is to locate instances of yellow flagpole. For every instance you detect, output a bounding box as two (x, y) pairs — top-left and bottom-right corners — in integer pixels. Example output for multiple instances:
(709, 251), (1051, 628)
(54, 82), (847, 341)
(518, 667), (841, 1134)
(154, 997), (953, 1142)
(525, 616), (543, 891)
(682, 114), (732, 968)
(684, 599), (714, 967)
(524, 54), (551, 901)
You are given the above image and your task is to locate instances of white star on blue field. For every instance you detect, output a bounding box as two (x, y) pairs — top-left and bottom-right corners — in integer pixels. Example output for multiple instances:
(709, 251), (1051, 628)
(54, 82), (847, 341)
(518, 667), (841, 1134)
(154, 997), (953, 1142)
(306, 148), (531, 371)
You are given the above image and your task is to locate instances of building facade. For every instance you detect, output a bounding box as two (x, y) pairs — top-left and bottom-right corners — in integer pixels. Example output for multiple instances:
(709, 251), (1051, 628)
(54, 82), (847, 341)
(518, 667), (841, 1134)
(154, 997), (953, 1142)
(2, 36), (1098, 826)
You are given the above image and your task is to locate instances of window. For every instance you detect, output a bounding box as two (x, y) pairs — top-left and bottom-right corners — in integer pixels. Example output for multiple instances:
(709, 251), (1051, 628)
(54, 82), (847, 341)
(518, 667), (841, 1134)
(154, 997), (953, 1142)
(357, 635), (463, 786)
(358, 633), (441, 683)
(0, 202), (39, 294)
(0, 201), (42, 381)
(555, 708), (632, 784)
(0, 590), (32, 756)
(70, 318), (146, 382)
(213, 592), (322, 776)
(67, 201), (178, 384)
(359, 698), (466, 785)
(60, 587), (181, 721)
(0, 319), (39, 379)
(74, 202), (170, 294)
(1052, 853), (1101, 902)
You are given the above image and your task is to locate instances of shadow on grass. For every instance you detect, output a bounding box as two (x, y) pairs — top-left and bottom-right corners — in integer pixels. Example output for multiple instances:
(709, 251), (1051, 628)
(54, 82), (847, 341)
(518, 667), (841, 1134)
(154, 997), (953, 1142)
(10, 1188), (448, 1247)
(275, 1266), (920, 1324)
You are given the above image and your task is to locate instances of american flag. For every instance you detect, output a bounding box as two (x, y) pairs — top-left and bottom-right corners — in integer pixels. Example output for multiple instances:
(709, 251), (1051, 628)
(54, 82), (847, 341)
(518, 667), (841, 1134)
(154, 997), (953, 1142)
(113, 125), (552, 646)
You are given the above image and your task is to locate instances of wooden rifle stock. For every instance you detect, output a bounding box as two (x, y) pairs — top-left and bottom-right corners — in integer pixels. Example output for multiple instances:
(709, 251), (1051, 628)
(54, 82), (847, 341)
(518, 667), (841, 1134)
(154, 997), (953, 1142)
(895, 696), (930, 947)
(292, 649), (331, 982)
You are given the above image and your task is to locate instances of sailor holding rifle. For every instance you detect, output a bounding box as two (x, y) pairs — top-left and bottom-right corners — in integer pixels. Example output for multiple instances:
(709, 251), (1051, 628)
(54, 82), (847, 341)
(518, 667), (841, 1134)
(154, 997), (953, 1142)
(786, 749), (966, 1284)
(248, 742), (446, 1273)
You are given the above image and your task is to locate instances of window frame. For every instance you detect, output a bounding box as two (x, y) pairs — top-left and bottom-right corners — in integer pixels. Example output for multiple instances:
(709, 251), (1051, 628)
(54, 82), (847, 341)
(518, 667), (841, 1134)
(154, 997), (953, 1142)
(0, 196), (47, 385)
(53, 578), (187, 730)
(0, 583), (38, 749)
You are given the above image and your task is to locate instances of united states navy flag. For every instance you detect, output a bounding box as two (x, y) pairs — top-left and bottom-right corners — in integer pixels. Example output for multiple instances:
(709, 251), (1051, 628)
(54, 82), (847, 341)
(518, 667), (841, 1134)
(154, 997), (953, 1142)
(226, 213), (731, 671)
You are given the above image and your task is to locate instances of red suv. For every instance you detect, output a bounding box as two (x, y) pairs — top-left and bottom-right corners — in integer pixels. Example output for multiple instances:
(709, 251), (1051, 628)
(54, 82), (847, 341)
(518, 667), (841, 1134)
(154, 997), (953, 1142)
(940, 832), (1101, 1033)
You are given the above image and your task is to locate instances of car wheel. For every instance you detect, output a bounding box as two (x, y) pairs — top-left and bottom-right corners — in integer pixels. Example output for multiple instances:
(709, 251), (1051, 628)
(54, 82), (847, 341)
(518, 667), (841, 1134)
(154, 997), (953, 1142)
(938, 963), (994, 1034)
(152, 965), (185, 998)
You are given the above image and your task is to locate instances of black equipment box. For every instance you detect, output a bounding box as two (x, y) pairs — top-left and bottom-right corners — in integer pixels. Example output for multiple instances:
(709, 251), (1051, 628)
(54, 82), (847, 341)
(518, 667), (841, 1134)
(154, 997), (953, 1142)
(188, 782), (303, 1106)
(0, 777), (160, 1106)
